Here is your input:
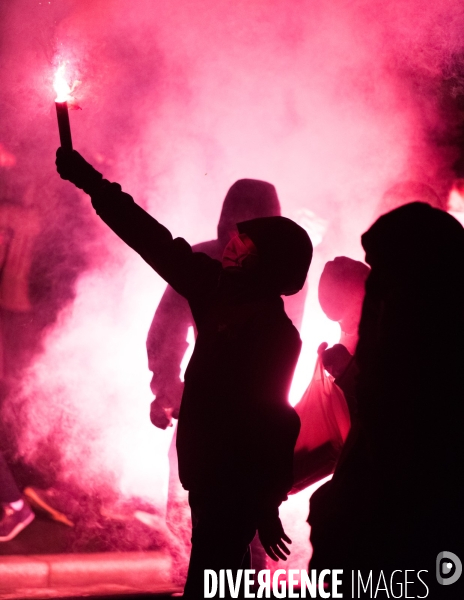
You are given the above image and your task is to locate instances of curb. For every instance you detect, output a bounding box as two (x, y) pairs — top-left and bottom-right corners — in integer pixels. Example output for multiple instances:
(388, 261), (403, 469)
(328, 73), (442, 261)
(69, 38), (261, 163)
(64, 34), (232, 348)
(0, 551), (179, 598)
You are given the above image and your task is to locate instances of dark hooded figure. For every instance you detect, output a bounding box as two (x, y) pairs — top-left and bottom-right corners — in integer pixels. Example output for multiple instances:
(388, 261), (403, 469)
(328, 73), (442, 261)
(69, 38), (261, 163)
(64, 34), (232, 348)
(147, 179), (282, 429)
(146, 179), (307, 582)
(309, 203), (464, 596)
(55, 149), (313, 598)
(147, 178), (306, 427)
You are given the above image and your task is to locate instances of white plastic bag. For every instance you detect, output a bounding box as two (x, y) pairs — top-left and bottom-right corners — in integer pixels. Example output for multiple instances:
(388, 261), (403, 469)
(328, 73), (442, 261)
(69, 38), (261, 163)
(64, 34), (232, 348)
(291, 356), (351, 493)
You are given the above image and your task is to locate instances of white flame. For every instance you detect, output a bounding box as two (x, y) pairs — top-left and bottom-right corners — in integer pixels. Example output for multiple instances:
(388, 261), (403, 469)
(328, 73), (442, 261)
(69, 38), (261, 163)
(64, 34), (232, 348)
(53, 64), (72, 102)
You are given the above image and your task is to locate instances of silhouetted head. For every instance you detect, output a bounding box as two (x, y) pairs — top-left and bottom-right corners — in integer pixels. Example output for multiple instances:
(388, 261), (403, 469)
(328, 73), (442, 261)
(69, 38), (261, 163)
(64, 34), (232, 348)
(356, 202), (464, 372)
(217, 179), (281, 241)
(362, 201), (464, 297)
(232, 216), (313, 296)
(318, 257), (370, 335)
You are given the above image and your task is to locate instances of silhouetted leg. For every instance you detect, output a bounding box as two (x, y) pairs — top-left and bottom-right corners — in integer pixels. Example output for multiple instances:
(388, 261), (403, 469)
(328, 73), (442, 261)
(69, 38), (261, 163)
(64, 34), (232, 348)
(165, 426), (191, 585)
(183, 491), (257, 599)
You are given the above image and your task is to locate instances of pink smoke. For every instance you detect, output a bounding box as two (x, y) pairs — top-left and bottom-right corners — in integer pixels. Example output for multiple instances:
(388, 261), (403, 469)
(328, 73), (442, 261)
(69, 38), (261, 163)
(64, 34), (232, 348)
(1, 0), (464, 575)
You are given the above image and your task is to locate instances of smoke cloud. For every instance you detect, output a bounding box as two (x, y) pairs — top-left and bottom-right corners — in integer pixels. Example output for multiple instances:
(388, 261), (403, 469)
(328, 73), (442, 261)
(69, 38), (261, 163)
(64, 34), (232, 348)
(1, 0), (463, 572)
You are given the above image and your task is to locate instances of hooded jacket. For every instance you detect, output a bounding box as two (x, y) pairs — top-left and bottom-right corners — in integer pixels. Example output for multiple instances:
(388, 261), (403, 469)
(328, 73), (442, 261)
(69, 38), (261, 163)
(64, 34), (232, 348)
(310, 203), (464, 576)
(90, 180), (311, 509)
(147, 180), (307, 423)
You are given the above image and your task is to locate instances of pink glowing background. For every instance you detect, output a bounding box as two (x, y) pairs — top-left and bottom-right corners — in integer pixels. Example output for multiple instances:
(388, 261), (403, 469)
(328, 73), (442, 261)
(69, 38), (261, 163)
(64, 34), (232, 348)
(1, 0), (464, 575)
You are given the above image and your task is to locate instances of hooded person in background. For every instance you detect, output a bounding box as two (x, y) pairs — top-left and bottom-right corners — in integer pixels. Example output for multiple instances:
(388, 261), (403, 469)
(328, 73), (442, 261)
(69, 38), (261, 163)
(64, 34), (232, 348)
(301, 258), (369, 554)
(374, 180), (442, 216)
(309, 203), (464, 596)
(56, 148), (313, 598)
(316, 256), (370, 414)
(147, 179), (308, 581)
(290, 257), (369, 494)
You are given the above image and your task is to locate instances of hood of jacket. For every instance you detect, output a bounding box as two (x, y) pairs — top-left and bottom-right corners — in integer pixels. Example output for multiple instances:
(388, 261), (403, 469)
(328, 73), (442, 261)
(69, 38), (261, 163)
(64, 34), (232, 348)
(237, 216), (312, 296)
(217, 179), (281, 242)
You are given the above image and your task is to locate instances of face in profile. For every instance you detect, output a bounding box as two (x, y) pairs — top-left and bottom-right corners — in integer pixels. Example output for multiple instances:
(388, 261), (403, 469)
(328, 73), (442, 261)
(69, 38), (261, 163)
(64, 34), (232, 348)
(222, 233), (259, 271)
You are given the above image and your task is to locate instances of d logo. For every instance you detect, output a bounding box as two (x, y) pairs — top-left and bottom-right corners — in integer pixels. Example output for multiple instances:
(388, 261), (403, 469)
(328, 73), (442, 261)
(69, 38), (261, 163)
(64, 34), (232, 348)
(436, 551), (462, 586)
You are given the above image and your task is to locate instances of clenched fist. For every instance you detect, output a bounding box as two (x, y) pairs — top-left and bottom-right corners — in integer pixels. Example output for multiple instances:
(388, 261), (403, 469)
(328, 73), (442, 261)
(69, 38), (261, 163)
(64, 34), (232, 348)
(56, 148), (103, 195)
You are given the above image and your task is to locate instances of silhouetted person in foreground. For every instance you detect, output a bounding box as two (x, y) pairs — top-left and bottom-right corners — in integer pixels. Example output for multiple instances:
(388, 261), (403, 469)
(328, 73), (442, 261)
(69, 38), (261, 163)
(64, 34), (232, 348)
(56, 148), (312, 598)
(309, 202), (464, 596)
(147, 179), (307, 582)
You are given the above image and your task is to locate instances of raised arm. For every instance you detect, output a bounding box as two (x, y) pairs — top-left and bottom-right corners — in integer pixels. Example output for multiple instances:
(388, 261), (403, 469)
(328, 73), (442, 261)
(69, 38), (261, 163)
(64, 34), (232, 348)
(55, 149), (219, 300)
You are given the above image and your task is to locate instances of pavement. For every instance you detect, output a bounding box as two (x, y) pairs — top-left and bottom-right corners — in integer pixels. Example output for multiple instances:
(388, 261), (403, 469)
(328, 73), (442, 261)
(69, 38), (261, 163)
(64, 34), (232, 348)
(0, 552), (181, 599)
(0, 514), (182, 600)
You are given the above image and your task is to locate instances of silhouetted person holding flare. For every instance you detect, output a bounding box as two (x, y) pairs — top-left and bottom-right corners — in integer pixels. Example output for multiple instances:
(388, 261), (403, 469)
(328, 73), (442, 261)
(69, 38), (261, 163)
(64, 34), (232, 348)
(56, 147), (312, 598)
(147, 178), (307, 427)
(147, 179), (307, 582)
